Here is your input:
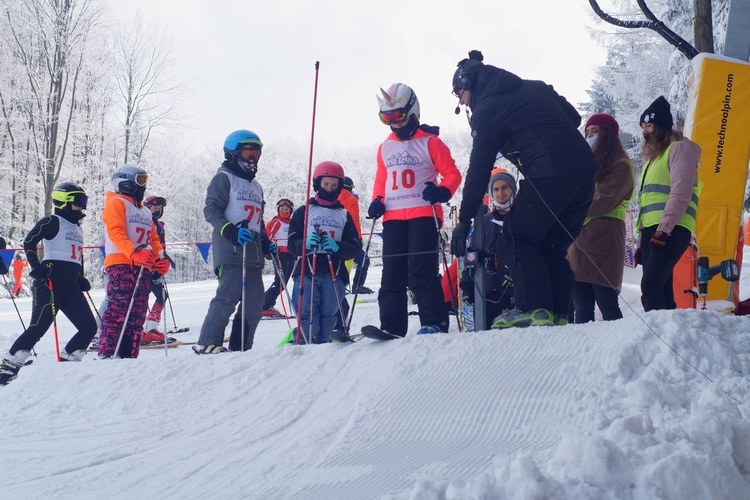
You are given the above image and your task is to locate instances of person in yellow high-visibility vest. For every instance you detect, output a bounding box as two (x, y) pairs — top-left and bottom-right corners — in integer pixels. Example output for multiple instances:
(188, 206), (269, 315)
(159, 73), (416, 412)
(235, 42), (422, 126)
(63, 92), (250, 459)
(636, 96), (703, 311)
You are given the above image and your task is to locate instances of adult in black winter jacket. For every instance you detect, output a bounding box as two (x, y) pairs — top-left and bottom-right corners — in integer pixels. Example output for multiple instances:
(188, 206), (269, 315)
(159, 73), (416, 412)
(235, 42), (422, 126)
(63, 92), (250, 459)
(450, 50), (598, 328)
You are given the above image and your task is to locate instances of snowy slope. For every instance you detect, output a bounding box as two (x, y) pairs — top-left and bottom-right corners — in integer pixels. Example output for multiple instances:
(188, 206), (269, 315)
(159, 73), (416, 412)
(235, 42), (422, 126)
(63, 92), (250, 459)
(1, 260), (749, 500)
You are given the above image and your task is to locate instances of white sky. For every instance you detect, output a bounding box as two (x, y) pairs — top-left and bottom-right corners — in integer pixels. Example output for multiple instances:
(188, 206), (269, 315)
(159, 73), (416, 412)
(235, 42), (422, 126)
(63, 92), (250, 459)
(107, 0), (607, 151)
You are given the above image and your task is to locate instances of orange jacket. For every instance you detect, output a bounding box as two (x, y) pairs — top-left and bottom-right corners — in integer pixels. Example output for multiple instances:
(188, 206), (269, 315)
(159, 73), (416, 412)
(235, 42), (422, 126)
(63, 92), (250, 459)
(12, 259), (28, 279)
(102, 191), (164, 269)
(373, 128), (462, 224)
(337, 189), (362, 238)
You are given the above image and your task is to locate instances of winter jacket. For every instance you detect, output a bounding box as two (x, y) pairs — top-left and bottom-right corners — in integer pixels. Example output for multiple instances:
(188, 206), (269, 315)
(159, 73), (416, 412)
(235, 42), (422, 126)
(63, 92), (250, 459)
(11, 258), (28, 280)
(460, 208), (513, 302)
(568, 156), (635, 291)
(102, 191), (163, 270)
(338, 189), (362, 238)
(458, 65), (599, 224)
(266, 215), (291, 253)
(23, 210), (86, 286)
(373, 127), (462, 224)
(204, 164), (269, 268)
(287, 198), (361, 285)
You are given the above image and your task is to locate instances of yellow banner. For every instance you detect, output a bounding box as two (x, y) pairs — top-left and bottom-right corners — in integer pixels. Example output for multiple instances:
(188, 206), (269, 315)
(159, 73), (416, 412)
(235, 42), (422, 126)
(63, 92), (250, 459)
(683, 54), (750, 302)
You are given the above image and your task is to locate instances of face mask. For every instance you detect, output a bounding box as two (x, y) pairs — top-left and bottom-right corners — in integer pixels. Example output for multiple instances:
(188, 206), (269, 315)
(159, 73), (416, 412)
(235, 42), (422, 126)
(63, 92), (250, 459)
(586, 135), (598, 149)
(391, 115), (419, 140)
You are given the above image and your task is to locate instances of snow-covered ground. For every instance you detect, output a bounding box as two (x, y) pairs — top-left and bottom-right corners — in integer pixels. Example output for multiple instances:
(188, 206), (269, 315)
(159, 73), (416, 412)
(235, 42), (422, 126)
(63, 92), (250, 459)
(1, 250), (749, 499)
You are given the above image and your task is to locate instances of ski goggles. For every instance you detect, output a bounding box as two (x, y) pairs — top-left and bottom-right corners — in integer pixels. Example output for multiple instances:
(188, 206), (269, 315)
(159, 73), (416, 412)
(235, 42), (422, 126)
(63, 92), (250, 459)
(52, 190), (88, 209)
(277, 199), (293, 209)
(238, 145), (262, 162)
(378, 108), (408, 125)
(134, 173), (148, 186)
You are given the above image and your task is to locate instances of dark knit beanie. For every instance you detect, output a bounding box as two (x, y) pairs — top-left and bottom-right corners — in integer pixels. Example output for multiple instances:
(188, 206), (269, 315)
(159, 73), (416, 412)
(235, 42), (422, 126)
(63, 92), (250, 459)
(640, 96), (673, 130)
(343, 176), (354, 191)
(585, 113), (619, 136)
(488, 170), (517, 197)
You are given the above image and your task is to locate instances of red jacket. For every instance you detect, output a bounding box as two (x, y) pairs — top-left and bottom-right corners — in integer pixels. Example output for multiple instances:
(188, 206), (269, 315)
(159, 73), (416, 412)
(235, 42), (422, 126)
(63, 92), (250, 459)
(337, 189), (362, 238)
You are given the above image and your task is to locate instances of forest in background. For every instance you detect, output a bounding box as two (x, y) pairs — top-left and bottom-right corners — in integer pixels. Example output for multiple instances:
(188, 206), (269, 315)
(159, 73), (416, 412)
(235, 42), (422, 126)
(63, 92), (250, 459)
(0, 0), (738, 289)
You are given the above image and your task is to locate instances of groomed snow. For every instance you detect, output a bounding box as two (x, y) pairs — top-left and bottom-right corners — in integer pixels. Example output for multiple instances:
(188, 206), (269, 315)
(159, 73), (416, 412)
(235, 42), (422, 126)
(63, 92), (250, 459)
(1, 254), (749, 499)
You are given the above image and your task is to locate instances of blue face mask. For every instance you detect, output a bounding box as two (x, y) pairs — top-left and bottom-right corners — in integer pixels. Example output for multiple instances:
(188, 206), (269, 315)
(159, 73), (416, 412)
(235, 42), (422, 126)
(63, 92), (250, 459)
(586, 135), (598, 149)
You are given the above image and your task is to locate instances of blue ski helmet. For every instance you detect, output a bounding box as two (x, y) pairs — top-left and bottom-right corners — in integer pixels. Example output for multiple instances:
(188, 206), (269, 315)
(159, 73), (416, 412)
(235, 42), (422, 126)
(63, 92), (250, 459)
(223, 130), (263, 160)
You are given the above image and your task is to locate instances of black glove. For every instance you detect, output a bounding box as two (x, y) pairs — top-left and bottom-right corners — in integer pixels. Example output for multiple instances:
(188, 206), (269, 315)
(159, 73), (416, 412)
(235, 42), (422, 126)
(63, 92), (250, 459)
(421, 182), (451, 204)
(367, 196), (386, 220)
(30, 265), (51, 281)
(222, 223), (240, 243)
(451, 221), (471, 257)
(634, 248), (642, 266)
(78, 276), (91, 292)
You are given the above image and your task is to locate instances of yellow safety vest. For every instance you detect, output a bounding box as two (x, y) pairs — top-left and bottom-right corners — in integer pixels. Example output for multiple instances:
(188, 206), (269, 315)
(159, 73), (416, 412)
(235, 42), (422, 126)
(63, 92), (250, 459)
(583, 159), (635, 226)
(637, 141), (702, 232)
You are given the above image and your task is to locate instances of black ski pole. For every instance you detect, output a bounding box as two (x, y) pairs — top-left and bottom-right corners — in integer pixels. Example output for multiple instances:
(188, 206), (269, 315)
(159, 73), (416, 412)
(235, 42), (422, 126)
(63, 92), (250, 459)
(163, 280), (179, 331)
(432, 205), (463, 332)
(2, 274), (36, 357)
(345, 217), (377, 333)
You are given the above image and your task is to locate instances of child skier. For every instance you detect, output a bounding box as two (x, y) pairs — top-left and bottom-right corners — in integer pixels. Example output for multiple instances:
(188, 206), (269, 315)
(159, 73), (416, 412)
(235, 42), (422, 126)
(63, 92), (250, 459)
(0, 182), (97, 385)
(196, 129), (276, 354)
(262, 198), (295, 318)
(365, 83), (462, 339)
(141, 195), (176, 344)
(10, 253), (28, 297)
(459, 168), (516, 328)
(99, 165), (169, 359)
(288, 161), (361, 344)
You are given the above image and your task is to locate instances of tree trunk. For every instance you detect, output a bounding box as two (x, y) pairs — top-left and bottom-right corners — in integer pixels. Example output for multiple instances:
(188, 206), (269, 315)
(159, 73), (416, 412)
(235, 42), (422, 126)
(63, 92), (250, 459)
(693, 0), (714, 53)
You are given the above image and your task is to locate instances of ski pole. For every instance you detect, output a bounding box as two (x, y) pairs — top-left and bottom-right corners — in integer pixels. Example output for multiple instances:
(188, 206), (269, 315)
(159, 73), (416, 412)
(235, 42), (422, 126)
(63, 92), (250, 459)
(3, 274), (28, 331)
(307, 250), (317, 344)
(345, 217), (376, 333)
(295, 61), (320, 345)
(324, 247), (348, 336)
(163, 277), (169, 357)
(113, 265), (146, 358)
(241, 241), (247, 352)
(432, 205), (463, 332)
(163, 280), (179, 331)
(85, 290), (103, 324)
(271, 254), (293, 330)
(48, 276), (62, 362)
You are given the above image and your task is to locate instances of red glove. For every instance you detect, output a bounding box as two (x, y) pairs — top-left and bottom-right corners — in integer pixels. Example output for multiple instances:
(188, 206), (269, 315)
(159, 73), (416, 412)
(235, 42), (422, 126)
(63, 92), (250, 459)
(131, 248), (155, 267)
(649, 231), (668, 248)
(153, 258), (170, 275)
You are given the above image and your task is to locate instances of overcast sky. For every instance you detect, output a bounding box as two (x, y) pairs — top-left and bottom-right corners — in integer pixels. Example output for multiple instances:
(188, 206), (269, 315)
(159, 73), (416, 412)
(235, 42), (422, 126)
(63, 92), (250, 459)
(108, 0), (608, 151)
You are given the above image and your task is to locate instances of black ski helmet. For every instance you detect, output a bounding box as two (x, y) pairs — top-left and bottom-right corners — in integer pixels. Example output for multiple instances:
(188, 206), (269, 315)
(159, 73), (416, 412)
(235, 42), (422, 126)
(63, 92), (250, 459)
(51, 181), (88, 210)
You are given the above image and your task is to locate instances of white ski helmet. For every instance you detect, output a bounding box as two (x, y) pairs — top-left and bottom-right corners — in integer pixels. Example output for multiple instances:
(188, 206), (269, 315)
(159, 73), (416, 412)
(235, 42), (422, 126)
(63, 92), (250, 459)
(111, 164), (148, 197)
(377, 83), (420, 125)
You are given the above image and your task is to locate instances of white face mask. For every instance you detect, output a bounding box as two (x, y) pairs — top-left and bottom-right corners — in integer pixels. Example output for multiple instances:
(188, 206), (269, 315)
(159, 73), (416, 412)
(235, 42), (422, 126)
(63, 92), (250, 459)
(586, 135), (598, 149)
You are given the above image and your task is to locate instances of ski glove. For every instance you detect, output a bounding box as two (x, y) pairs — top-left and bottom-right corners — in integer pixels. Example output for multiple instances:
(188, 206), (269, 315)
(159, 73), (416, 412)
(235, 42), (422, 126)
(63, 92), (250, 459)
(153, 258), (171, 275)
(306, 230), (321, 250)
(30, 265), (51, 281)
(78, 276), (91, 292)
(320, 232), (339, 253)
(649, 231), (668, 248)
(131, 247), (155, 267)
(237, 228), (255, 246)
(421, 182), (451, 204)
(367, 196), (385, 220)
(450, 221), (471, 257)
(265, 241), (278, 258)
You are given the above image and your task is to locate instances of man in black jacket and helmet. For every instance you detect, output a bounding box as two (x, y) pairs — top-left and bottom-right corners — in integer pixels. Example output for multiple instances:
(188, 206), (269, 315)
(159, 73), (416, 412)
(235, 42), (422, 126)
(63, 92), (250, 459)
(450, 50), (598, 329)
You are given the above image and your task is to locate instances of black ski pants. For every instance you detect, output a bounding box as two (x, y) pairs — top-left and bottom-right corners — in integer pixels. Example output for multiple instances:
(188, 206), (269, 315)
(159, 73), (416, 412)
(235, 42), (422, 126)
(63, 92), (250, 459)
(639, 225), (691, 311)
(499, 172), (595, 315)
(379, 217), (448, 335)
(10, 280), (97, 355)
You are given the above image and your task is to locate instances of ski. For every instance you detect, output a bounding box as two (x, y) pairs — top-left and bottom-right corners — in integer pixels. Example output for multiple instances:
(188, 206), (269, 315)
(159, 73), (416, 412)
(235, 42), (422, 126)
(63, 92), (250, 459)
(260, 315), (294, 321)
(331, 329), (363, 343)
(140, 339), (181, 349)
(360, 325), (403, 341)
(167, 327), (190, 334)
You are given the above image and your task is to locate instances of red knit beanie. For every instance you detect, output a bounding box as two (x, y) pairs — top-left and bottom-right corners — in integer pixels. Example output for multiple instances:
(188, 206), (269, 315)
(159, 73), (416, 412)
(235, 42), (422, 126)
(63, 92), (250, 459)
(585, 113), (619, 136)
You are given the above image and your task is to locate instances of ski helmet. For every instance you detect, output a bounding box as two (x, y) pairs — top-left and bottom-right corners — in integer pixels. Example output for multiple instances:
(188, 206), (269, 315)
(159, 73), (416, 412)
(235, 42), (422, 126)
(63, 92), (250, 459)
(452, 50), (484, 96)
(144, 195), (167, 208)
(342, 177), (354, 192)
(312, 161), (345, 201)
(377, 83), (420, 125)
(112, 164), (148, 199)
(144, 195), (167, 220)
(276, 198), (294, 211)
(52, 181), (88, 210)
(223, 130), (263, 160)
